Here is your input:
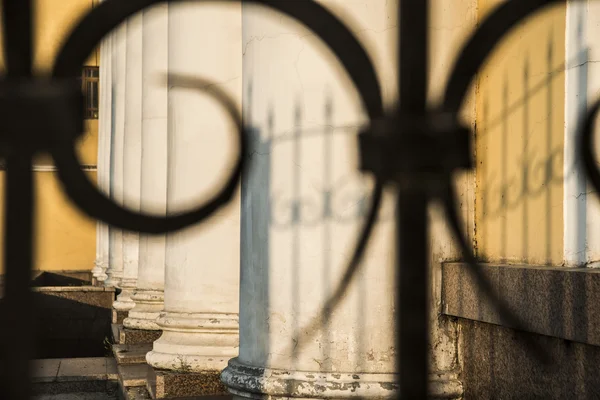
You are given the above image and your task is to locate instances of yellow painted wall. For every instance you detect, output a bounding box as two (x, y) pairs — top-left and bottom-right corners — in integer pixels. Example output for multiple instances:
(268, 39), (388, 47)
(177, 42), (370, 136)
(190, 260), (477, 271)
(0, 0), (99, 274)
(475, 0), (565, 264)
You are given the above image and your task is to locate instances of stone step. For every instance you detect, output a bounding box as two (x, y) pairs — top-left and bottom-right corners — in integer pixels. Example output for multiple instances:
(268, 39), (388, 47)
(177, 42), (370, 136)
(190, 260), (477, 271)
(112, 344), (152, 365)
(118, 364), (150, 388)
(32, 357), (118, 396)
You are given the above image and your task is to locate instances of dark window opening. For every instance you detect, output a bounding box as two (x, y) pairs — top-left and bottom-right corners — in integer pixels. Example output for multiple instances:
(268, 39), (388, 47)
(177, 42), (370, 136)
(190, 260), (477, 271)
(78, 66), (99, 119)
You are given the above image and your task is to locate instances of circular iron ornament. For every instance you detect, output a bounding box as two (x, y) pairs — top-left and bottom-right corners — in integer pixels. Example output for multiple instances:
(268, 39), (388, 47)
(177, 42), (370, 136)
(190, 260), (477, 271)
(51, 0), (385, 235)
(580, 97), (600, 197)
(54, 73), (247, 234)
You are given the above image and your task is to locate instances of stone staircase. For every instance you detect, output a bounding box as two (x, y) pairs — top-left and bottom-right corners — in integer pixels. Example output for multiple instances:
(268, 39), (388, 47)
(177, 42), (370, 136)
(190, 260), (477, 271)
(110, 323), (232, 400)
(110, 324), (153, 399)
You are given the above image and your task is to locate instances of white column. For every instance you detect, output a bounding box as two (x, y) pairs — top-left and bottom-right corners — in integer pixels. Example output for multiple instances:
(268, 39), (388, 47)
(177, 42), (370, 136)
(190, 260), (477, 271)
(563, 1), (600, 266)
(124, 3), (168, 330)
(146, 2), (241, 373)
(564, 2), (588, 265)
(93, 33), (112, 283)
(105, 23), (127, 288)
(114, 13), (143, 311)
(221, 2), (399, 398)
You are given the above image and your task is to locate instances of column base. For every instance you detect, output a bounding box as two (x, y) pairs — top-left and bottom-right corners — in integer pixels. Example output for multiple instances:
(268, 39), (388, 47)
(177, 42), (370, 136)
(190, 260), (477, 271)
(113, 279), (137, 311)
(97, 262), (109, 283)
(221, 358), (399, 399)
(147, 366), (228, 399)
(96, 271), (108, 283)
(146, 311), (238, 372)
(91, 260), (104, 279)
(104, 272), (123, 288)
(123, 289), (164, 331)
(222, 359), (463, 400)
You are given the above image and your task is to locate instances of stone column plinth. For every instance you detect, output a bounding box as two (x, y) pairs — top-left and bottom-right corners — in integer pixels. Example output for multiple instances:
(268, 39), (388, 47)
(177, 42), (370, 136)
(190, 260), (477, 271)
(124, 3), (168, 334)
(114, 13), (143, 313)
(145, 2), (241, 398)
(93, 32), (112, 284)
(105, 22), (127, 290)
(222, 2), (399, 399)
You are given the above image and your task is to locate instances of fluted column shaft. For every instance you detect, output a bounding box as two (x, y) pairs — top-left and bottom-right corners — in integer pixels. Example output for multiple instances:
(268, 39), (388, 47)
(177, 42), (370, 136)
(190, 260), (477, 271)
(114, 12), (143, 311)
(146, 2), (241, 374)
(105, 22), (127, 288)
(124, 4), (168, 330)
(94, 31), (112, 283)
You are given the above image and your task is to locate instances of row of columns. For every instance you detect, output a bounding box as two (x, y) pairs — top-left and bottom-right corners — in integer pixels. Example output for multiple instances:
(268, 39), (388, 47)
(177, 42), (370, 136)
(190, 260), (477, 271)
(92, 1), (460, 398)
(96, 0), (242, 379)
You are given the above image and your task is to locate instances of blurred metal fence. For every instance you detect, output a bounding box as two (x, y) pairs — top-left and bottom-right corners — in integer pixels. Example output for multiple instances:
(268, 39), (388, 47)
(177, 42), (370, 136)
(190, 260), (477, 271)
(0, 0), (595, 398)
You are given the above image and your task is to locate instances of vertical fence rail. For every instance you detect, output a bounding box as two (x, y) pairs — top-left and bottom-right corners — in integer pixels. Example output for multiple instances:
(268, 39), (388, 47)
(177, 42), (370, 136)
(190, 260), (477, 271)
(397, 1), (430, 397)
(1, 0), (35, 398)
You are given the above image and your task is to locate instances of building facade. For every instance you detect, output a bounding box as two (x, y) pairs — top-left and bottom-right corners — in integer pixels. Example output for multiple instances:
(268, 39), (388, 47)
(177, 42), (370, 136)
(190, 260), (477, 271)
(27, 0), (600, 398)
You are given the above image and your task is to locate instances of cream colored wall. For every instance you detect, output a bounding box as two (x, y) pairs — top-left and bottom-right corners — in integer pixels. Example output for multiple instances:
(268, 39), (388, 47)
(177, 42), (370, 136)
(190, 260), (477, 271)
(475, 0), (565, 264)
(0, 0), (99, 274)
(35, 0), (98, 71)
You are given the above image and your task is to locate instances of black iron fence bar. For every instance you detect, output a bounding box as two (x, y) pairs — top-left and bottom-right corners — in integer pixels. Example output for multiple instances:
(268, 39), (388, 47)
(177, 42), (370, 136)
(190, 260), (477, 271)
(397, 1), (429, 398)
(1, 0), (35, 398)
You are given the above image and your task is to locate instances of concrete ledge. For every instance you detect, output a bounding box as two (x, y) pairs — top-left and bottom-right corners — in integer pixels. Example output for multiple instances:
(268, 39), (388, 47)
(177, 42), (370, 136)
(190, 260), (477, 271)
(442, 262), (600, 346)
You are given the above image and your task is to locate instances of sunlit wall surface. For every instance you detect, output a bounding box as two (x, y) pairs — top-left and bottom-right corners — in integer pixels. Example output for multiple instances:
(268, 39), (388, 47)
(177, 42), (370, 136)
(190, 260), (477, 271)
(0, 0), (99, 273)
(475, 0), (566, 265)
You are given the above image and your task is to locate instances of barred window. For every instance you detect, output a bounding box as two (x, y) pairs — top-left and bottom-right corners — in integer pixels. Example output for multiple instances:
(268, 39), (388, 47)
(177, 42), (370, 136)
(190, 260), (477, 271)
(79, 66), (99, 119)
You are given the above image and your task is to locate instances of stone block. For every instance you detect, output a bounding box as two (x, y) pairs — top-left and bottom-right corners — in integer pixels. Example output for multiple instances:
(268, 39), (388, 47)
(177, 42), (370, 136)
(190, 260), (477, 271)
(147, 367), (227, 399)
(113, 343), (152, 365)
(120, 328), (162, 345)
(442, 262), (600, 346)
(118, 364), (150, 388)
(459, 319), (600, 399)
